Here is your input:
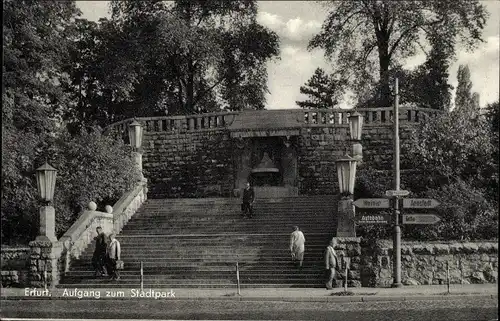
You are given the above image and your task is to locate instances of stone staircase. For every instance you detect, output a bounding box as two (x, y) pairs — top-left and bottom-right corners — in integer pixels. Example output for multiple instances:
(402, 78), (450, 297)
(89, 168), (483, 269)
(59, 196), (337, 288)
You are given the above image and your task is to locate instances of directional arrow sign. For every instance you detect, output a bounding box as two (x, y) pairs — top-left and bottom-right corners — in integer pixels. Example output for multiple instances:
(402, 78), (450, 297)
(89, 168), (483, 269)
(403, 198), (440, 209)
(402, 214), (441, 225)
(353, 198), (390, 209)
(356, 214), (391, 224)
(385, 190), (410, 197)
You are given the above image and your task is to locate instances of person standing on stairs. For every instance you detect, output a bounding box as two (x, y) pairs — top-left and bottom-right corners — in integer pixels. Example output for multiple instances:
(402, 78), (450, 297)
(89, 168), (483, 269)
(325, 239), (339, 290)
(241, 182), (255, 218)
(290, 226), (305, 268)
(92, 227), (108, 277)
(106, 233), (121, 281)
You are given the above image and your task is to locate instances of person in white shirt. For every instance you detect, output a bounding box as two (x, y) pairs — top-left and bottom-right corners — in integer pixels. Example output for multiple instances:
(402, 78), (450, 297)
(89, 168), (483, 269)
(106, 233), (121, 280)
(290, 226), (305, 268)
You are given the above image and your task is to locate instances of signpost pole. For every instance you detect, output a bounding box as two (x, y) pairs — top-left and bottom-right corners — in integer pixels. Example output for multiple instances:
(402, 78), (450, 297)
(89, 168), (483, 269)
(392, 78), (402, 288)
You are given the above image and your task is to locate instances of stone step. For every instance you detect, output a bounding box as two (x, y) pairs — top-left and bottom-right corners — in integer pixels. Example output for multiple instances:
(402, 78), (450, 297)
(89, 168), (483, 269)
(65, 267), (324, 275)
(62, 272), (324, 280)
(71, 257), (324, 271)
(56, 282), (324, 288)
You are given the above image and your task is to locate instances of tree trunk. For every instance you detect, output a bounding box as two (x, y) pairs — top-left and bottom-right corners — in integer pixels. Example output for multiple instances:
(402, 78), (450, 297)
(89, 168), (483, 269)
(186, 58), (195, 113)
(378, 43), (391, 107)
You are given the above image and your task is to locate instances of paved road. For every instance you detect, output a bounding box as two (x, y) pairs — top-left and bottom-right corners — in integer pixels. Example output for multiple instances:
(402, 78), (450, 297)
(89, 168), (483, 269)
(1, 297), (498, 321)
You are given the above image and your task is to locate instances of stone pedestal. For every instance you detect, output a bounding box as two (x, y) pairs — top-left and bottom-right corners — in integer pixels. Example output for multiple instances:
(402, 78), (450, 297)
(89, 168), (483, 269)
(352, 143), (363, 163)
(28, 239), (62, 288)
(39, 206), (57, 243)
(336, 197), (356, 237)
(133, 151), (144, 180)
(332, 237), (362, 288)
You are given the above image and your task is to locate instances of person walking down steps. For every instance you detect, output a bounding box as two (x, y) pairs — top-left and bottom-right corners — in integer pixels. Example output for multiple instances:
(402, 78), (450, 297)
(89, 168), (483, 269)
(241, 182), (255, 218)
(290, 226), (305, 268)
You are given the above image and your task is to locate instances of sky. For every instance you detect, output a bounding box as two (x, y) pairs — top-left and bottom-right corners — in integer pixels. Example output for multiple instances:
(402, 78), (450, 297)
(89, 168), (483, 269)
(77, 1), (500, 109)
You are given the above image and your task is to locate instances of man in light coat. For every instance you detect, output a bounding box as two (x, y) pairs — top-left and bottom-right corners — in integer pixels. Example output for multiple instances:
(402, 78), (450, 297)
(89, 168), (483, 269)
(290, 226), (305, 268)
(106, 233), (121, 281)
(325, 239), (339, 289)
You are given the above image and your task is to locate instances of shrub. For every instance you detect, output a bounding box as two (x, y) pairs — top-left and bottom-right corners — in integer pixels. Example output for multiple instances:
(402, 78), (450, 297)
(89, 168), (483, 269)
(1, 127), (138, 244)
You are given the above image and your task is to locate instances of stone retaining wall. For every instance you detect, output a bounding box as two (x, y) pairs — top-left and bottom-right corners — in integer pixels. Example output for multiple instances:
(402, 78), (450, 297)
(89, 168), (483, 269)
(1, 247), (30, 287)
(143, 130), (234, 198)
(362, 240), (498, 287)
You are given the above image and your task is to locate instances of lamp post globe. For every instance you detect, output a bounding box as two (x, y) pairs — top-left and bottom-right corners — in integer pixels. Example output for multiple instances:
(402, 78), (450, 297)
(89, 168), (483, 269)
(128, 120), (143, 150)
(36, 162), (57, 204)
(348, 111), (364, 141)
(335, 155), (357, 196)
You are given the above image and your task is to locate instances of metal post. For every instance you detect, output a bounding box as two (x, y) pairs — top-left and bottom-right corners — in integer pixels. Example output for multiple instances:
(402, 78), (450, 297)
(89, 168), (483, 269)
(140, 261), (144, 291)
(236, 261), (241, 296)
(446, 261), (450, 294)
(344, 261), (348, 292)
(392, 78), (402, 288)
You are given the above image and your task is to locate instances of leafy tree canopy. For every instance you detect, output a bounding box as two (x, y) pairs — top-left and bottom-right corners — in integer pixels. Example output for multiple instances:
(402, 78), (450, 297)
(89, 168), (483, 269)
(67, 0), (280, 130)
(309, 0), (488, 107)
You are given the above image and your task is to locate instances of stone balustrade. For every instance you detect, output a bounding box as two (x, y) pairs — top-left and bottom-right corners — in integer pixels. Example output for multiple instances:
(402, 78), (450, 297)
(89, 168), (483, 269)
(26, 180), (148, 288)
(103, 106), (440, 139)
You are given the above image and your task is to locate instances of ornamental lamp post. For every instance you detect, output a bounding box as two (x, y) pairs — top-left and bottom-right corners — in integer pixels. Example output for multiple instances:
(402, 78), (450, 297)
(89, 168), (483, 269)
(35, 162), (57, 242)
(128, 120), (143, 150)
(336, 156), (357, 196)
(128, 119), (145, 181)
(335, 155), (357, 237)
(348, 111), (364, 162)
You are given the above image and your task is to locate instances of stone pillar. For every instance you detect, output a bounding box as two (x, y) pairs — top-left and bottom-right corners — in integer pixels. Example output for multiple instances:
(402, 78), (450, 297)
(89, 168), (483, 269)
(28, 239), (62, 288)
(38, 206), (57, 243)
(281, 144), (297, 188)
(133, 151), (144, 181)
(332, 237), (362, 288)
(336, 196), (356, 237)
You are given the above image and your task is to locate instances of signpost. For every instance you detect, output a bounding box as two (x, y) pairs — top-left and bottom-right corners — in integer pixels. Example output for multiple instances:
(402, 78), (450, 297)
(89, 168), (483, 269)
(385, 190), (410, 197)
(356, 214), (391, 224)
(353, 198), (390, 209)
(402, 198), (440, 209)
(402, 214), (441, 225)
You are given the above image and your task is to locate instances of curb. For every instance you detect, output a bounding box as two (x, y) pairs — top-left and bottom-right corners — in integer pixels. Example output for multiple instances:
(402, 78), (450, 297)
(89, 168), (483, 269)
(2, 294), (496, 303)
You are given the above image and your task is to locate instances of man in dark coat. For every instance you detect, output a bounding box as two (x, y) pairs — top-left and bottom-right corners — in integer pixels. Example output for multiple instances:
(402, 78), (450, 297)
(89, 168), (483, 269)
(92, 227), (108, 276)
(242, 182), (255, 218)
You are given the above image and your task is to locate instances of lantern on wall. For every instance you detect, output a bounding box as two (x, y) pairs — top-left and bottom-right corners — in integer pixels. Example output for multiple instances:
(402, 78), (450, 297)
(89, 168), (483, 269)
(36, 162), (57, 203)
(348, 111), (364, 141)
(128, 120), (143, 149)
(335, 155), (357, 195)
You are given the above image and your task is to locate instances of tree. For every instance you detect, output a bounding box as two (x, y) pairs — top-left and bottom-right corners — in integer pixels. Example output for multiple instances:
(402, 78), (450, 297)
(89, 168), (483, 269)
(408, 33), (453, 110)
(455, 64), (480, 115)
(3, 0), (80, 133)
(296, 68), (344, 109)
(68, 0), (280, 127)
(309, 0), (488, 107)
(2, 1), (138, 244)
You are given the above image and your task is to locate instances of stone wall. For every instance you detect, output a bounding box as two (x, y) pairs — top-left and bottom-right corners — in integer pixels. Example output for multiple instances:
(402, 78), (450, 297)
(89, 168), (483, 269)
(361, 240), (498, 287)
(143, 129), (234, 198)
(332, 237), (362, 287)
(108, 108), (433, 198)
(296, 125), (415, 195)
(1, 247), (30, 287)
